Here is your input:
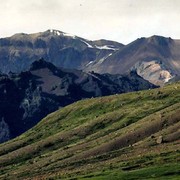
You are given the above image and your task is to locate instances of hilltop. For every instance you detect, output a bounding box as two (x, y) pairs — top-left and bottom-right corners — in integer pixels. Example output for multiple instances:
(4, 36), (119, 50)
(0, 82), (179, 179)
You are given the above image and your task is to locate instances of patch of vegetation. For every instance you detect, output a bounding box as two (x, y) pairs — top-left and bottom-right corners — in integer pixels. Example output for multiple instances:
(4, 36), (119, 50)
(0, 82), (180, 179)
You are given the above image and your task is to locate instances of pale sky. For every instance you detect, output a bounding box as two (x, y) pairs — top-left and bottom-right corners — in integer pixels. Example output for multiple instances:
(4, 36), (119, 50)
(0, 0), (180, 44)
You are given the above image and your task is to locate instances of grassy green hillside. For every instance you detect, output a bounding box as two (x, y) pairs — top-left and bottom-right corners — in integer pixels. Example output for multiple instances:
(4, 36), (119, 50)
(0, 83), (180, 180)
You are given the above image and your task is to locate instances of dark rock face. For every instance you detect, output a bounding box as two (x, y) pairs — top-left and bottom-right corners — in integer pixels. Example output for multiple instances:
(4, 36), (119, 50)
(0, 118), (10, 142)
(0, 59), (156, 143)
(0, 72), (51, 141)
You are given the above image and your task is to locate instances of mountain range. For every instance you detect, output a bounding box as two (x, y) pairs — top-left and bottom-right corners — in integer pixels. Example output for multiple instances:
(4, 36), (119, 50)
(0, 59), (155, 143)
(0, 30), (180, 86)
(0, 30), (179, 179)
(0, 29), (123, 73)
(85, 36), (180, 86)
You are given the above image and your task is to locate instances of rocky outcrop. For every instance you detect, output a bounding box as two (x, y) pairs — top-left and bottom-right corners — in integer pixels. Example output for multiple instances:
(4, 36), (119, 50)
(132, 60), (174, 86)
(156, 135), (163, 144)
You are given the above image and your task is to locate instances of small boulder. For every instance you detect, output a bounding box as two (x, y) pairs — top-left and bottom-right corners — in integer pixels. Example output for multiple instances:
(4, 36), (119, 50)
(156, 135), (163, 144)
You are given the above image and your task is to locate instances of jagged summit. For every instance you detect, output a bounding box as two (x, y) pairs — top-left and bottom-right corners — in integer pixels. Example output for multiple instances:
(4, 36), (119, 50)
(146, 35), (173, 46)
(29, 58), (57, 71)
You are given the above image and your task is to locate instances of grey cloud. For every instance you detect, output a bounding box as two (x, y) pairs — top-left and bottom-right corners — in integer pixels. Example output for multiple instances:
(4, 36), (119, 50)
(0, 0), (180, 44)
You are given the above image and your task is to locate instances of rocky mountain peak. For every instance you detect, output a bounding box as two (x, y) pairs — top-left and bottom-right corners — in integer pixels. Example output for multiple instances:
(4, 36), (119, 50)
(10, 29), (77, 40)
(147, 35), (173, 46)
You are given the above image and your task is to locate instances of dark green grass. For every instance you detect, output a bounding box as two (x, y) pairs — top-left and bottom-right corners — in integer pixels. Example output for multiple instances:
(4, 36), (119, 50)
(0, 83), (179, 179)
(79, 163), (180, 180)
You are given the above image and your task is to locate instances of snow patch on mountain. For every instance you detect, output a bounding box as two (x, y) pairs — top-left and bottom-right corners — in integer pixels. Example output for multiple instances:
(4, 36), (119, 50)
(86, 61), (94, 66)
(81, 40), (93, 48)
(95, 45), (119, 51)
(97, 53), (113, 65)
(63, 32), (76, 39)
(49, 29), (76, 39)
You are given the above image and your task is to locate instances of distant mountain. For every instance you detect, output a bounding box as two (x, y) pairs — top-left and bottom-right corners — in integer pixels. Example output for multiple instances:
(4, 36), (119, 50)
(1, 31), (179, 86)
(84, 35), (180, 86)
(0, 59), (156, 143)
(0, 29), (123, 73)
(0, 82), (179, 179)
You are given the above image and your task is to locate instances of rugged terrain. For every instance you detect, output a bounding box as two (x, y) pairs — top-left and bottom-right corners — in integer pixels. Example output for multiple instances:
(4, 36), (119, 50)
(0, 82), (179, 179)
(1, 30), (180, 86)
(85, 36), (180, 86)
(0, 59), (155, 143)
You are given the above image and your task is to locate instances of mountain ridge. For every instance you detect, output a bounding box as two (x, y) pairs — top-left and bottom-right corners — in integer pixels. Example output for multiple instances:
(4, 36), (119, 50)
(85, 35), (180, 86)
(1, 30), (180, 86)
(0, 59), (155, 143)
(0, 29), (123, 74)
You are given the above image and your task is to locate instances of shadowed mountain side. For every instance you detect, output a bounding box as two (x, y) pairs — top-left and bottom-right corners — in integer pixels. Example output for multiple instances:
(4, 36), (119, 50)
(0, 59), (156, 143)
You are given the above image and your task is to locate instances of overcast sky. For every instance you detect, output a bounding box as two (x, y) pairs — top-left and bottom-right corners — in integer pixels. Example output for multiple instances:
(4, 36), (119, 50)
(0, 0), (180, 44)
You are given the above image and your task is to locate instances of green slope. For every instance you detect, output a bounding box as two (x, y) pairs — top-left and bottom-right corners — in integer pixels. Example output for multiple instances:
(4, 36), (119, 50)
(0, 83), (180, 180)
